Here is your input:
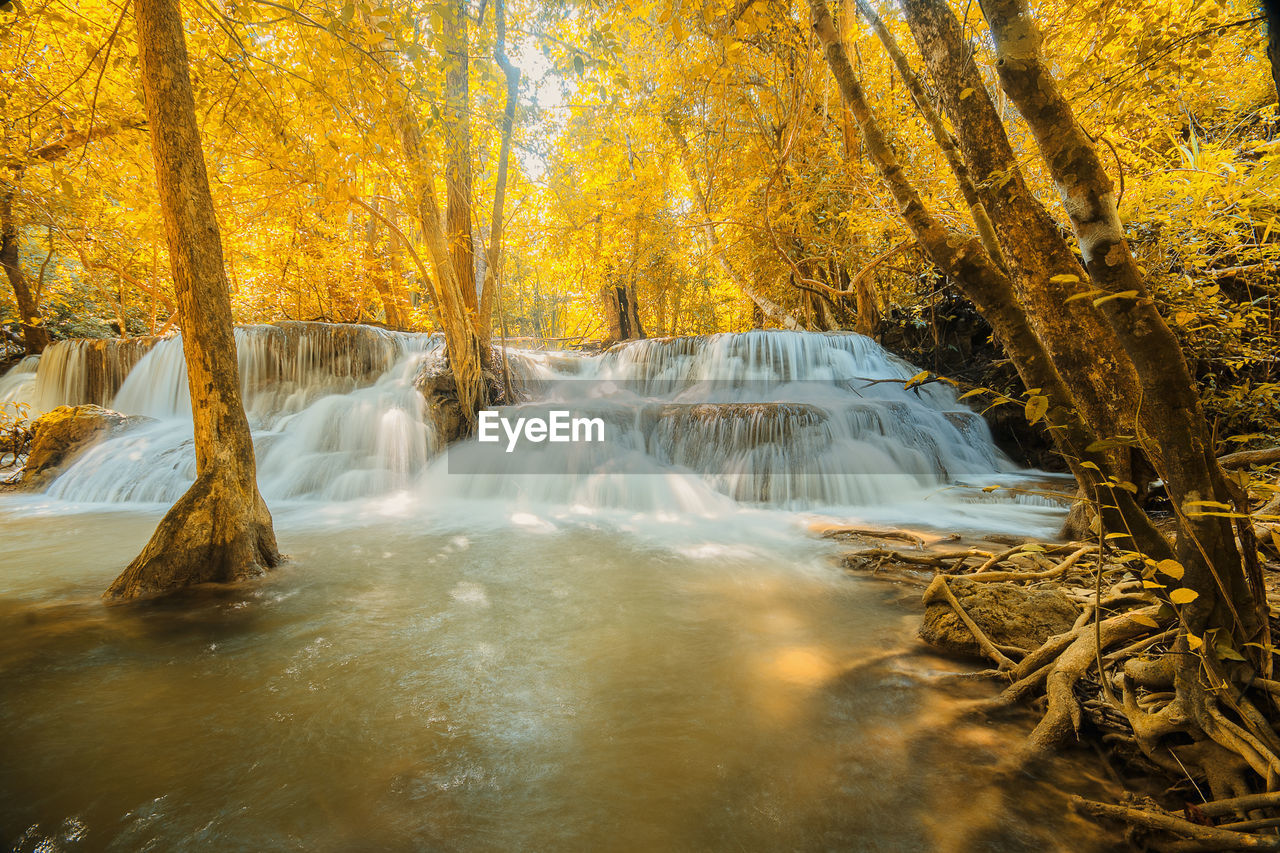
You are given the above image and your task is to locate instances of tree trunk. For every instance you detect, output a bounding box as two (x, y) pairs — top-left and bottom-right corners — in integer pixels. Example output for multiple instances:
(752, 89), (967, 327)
(979, 0), (1261, 646)
(363, 198), (404, 328)
(899, 0), (1145, 489)
(106, 0), (280, 600)
(444, 0), (477, 314)
(0, 186), (50, 354)
(853, 0), (1004, 269)
(477, 0), (521, 332)
(807, 0), (1169, 559)
(362, 11), (489, 431)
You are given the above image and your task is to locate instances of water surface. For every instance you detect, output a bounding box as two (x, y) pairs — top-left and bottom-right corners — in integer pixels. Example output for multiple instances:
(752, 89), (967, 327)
(1, 501), (1118, 852)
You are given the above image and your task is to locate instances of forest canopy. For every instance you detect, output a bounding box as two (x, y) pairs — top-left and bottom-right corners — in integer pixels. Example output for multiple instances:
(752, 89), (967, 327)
(3, 0), (1275, 358)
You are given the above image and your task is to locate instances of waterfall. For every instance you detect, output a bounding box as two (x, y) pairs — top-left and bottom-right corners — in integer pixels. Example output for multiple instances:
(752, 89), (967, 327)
(25, 338), (159, 415)
(0, 356), (40, 408)
(426, 331), (1029, 515)
(10, 326), (1062, 529)
(36, 324), (440, 503)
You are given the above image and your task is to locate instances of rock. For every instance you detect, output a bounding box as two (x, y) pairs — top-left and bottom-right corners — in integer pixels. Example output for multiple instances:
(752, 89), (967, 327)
(918, 575), (1079, 659)
(22, 405), (150, 490)
(414, 359), (468, 445)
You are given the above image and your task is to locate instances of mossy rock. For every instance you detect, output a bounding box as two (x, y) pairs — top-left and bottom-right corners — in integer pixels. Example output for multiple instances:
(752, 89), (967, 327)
(918, 575), (1079, 659)
(22, 405), (152, 490)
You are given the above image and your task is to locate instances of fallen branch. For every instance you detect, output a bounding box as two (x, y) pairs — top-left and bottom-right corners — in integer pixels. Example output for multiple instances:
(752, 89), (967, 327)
(1071, 795), (1280, 850)
(1219, 446), (1280, 470)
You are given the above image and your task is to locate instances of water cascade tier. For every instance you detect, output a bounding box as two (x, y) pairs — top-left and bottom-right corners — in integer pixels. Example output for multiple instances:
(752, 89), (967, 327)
(2, 325), (1062, 529)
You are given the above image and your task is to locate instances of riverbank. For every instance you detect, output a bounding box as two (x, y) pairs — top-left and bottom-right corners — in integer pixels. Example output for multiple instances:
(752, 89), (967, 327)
(838, 522), (1280, 851)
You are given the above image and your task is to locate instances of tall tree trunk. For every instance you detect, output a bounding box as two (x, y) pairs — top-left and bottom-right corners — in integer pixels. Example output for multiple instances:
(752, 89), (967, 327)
(0, 185), (50, 354)
(363, 198), (404, 328)
(364, 24), (488, 430)
(979, 0), (1261, 647)
(898, 0), (1145, 489)
(477, 0), (521, 331)
(853, 0), (1004, 269)
(444, 0), (477, 313)
(806, 0), (1169, 561)
(106, 0), (280, 600)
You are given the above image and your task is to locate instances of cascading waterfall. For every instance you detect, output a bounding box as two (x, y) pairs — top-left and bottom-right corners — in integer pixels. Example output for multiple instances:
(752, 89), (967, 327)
(35, 324), (440, 503)
(431, 331), (1032, 516)
(0, 355), (40, 407)
(5, 325), (1064, 530)
(25, 338), (159, 415)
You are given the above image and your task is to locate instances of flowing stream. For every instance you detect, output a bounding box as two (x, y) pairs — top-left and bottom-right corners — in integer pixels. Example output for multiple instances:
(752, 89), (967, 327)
(0, 327), (1115, 852)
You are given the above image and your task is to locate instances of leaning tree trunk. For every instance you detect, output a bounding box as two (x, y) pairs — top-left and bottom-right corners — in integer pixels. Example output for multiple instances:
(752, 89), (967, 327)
(106, 0), (280, 600)
(0, 186), (50, 354)
(806, 0), (1169, 559)
(898, 0), (1146, 493)
(979, 0), (1262, 649)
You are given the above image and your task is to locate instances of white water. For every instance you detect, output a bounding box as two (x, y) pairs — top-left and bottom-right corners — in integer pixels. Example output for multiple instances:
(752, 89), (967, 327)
(0, 325), (1064, 536)
(0, 355), (39, 410)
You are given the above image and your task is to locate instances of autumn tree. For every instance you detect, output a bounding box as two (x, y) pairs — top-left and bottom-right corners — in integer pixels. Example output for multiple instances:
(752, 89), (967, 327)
(808, 0), (1271, 791)
(105, 0), (280, 600)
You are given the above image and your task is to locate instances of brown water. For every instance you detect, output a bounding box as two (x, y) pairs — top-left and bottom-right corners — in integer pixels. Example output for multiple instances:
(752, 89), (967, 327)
(0, 500), (1121, 852)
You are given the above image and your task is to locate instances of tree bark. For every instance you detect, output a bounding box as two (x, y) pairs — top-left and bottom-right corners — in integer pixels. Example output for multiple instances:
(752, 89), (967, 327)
(0, 185), (49, 354)
(477, 0), (521, 331)
(806, 0), (1169, 558)
(853, 0), (1004, 269)
(899, 0), (1144, 486)
(362, 9), (489, 430)
(363, 198), (404, 328)
(106, 0), (280, 600)
(444, 0), (477, 314)
(979, 0), (1260, 644)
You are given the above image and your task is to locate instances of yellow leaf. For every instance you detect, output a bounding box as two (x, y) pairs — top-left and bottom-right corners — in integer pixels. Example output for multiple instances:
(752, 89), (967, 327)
(1025, 395), (1049, 425)
(1156, 559), (1185, 580)
(1093, 290), (1140, 306)
(1130, 613), (1160, 628)
(1065, 288), (1105, 303)
(1187, 633), (1204, 651)
(1170, 588), (1198, 605)
(1049, 273), (1080, 283)
(959, 87), (975, 100)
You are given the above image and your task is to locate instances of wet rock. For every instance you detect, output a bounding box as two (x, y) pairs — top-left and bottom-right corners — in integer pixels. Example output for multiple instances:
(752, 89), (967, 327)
(414, 359), (468, 445)
(22, 405), (151, 490)
(918, 575), (1079, 659)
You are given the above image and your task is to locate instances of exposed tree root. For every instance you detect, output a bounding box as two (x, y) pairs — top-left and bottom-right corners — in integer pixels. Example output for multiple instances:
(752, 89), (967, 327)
(838, 511), (1280, 852)
(105, 468), (281, 600)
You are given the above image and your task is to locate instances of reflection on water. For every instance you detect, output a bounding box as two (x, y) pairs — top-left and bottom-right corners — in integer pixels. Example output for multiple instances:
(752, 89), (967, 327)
(0, 504), (1121, 852)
